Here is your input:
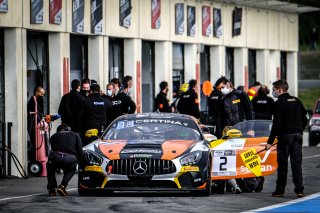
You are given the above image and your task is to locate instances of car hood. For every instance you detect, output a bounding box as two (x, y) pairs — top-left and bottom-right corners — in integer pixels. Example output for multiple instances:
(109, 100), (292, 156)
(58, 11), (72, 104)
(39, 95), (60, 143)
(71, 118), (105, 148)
(91, 139), (198, 160)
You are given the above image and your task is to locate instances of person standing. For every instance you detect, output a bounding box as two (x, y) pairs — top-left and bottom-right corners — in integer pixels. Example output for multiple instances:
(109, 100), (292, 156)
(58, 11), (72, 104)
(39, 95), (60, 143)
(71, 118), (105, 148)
(123, 75), (133, 96)
(215, 76), (255, 194)
(252, 85), (274, 120)
(58, 79), (85, 133)
(114, 81), (136, 115)
(309, 27), (318, 51)
(154, 81), (172, 113)
(80, 83), (112, 145)
(177, 79), (200, 119)
(103, 83), (122, 125)
(79, 78), (91, 98)
(46, 124), (84, 196)
(208, 86), (223, 138)
(27, 86), (46, 162)
(265, 80), (308, 197)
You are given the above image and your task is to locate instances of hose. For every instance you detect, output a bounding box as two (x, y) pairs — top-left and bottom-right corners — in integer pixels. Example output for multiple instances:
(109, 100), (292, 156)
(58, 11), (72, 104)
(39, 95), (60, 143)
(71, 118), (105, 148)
(0, 144), (28, 179)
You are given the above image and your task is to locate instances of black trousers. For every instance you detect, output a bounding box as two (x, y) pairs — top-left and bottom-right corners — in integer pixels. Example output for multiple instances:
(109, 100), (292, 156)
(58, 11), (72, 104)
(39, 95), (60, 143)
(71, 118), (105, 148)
(276, 133), (304, 193)
(46, 151), (77, 190)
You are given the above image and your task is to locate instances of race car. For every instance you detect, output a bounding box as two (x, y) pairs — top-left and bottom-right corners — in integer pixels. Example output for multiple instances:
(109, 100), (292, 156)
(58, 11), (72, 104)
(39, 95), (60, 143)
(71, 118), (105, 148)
(78, 113), (277, 195)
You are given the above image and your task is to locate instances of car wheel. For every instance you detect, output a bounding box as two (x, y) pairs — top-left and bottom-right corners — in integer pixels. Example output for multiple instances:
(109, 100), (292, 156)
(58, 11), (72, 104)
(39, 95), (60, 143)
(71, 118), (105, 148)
(28, 161), (42, 176)
(309, 132), (319, 146)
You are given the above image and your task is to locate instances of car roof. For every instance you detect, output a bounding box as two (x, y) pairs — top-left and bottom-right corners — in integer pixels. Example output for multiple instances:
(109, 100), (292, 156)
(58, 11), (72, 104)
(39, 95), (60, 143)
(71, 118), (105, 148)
(116, 113), (197, 123)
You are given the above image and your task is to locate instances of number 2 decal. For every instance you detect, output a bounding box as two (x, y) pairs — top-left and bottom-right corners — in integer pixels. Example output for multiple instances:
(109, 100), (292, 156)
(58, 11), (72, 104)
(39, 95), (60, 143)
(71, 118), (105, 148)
(220, 157), (227, 171)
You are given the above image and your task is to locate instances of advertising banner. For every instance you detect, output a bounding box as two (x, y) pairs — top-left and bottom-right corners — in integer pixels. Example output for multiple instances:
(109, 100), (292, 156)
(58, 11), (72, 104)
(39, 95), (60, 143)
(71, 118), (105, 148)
(187, 6), (196, 37)
(119, 0), (131, 28)
(91, 0), (103, 34)
(213, 8), (222, 38)
(72, 0), (85, 33)
(0, 0), (8, 13)
(49, 0), (62, 24)
(232, 7), (242, 36)
(151, 0), (160, 29)
(31, 0), (43, 24)
(202, 6), (211, 36)
(175, 3), (184, 35)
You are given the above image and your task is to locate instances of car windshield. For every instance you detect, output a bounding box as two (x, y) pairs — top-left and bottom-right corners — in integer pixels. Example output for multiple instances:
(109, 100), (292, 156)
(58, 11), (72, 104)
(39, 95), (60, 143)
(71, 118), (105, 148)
(315, 101), (320, 113)
(232, 120), (273, 138)
(103, 120), (202, 141)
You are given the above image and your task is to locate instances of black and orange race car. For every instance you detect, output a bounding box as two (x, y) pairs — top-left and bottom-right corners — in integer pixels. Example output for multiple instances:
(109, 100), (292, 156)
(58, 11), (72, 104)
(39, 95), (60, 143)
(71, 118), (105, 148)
(78, 113), (277, 195)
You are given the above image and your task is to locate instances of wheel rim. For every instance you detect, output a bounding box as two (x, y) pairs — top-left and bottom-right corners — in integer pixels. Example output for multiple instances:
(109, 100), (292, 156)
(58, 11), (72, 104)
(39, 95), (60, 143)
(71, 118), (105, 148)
(30, 163), (41, 174)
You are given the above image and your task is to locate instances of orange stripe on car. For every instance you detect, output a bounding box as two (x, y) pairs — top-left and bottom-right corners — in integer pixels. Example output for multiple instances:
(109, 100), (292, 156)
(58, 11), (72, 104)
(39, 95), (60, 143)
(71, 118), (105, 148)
(161, 140), (196, 160)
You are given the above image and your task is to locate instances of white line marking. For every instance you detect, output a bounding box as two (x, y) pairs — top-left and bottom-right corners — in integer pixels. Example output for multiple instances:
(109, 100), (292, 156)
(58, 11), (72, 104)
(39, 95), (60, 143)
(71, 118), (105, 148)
(303, 154), (320, 159)
(0, 188), (77, 202)
(243, 192), (320, 212)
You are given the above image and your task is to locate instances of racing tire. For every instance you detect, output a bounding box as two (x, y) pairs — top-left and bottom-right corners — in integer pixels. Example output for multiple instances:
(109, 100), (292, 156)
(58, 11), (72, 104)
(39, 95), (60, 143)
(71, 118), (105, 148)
(28, 161), (43, 176)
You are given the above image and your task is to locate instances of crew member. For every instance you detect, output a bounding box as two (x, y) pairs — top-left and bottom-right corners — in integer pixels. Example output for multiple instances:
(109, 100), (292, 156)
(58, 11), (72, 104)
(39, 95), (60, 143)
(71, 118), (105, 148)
(154, 81), (172, 113)
(27, 86), (45, 162)
(177, 79), (200, 119)
(58, 79), (85, 132)
(80, 83), (112, 145)
(103, 83), (121, 125)
(266, 80), (308, 197)
(79, 78), (91, 98)
(208, 86), (223, 138)
(46, 124), (84, 196)
(252, 85), (274, 120)
(215, 76), (255, 194)
(113, 81), (136, 115)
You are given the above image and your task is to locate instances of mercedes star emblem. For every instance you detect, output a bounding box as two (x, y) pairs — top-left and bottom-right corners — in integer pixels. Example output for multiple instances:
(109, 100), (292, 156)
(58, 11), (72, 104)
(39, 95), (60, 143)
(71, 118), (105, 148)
(133, 160), (148, 175)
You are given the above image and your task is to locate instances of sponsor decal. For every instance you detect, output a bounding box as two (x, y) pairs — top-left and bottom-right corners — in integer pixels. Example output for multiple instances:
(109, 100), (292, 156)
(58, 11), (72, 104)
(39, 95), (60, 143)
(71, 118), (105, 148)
(72, 0), (85, 33)
(202, 6), (211, 36)
(240, 148), (261, 177)
(0, 0), (8, 13)
(94, 102), (105, 105)
(213, 8), (222, 38)
(241, 165), (272, 173)
(129, 154), (153, 158)
(175, 3), (184, 35)
(121, 149), (162, 154)
(151, 0), (161, 29)
(85, 165), (102, 172)
(232, 99), (241, 104)
(181, 166), (199, 172)
(91, 0), (103, 34)
(49, 0), (62, 24)
(135, 119), (183, 126)
(212, 138), (245, 150)
(119, 0), (131, 28)
(194, 178), (202, 183)
(257, 100), (267, 104)
(187, 6), (196, 37)
(31, 0), (43, 24)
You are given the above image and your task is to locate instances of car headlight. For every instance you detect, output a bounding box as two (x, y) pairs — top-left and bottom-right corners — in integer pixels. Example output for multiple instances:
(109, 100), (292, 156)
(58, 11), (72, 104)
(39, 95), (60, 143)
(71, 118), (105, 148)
(180, 151), (202, 166)
(84, 150), (103, 166)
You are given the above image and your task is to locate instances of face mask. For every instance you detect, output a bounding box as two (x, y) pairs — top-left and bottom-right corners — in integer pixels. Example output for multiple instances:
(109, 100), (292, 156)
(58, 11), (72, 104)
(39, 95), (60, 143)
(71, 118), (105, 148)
(272, 90), (278, 98)
(107, 90), (113, 97)
(221, 87), (230, 95)
(127, 88), (132, 95)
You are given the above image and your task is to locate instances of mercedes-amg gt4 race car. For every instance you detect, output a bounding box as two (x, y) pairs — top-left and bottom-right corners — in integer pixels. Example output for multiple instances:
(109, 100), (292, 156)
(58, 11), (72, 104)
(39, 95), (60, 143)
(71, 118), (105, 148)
(78, 113), (277, 196)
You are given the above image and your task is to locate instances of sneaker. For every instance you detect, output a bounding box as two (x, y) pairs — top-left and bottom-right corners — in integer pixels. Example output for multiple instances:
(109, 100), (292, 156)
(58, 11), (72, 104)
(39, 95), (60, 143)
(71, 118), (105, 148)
(296, 192), (304, 197)
(48, 189), (56, 196)
(57, 185), (68, 196)
(272, 191), (284, 197)
(233, 187), (242, 194)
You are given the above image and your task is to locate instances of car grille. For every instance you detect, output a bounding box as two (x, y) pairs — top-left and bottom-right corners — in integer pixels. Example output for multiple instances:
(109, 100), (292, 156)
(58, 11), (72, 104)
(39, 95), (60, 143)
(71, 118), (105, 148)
(108, 159), (176, 176)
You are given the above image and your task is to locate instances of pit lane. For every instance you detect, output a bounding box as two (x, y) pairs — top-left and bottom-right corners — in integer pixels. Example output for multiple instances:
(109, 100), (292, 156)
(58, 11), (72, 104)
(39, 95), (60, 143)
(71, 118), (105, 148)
(0, 146), (319, 213)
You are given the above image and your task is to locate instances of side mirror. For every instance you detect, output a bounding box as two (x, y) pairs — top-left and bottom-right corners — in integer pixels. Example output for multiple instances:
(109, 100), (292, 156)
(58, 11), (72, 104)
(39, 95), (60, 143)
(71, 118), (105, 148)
(204, 133), (217, 142)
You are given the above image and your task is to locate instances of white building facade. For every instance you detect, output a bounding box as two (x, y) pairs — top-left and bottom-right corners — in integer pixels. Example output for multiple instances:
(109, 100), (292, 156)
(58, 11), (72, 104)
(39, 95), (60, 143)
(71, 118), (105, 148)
(0, 0), (311, 176)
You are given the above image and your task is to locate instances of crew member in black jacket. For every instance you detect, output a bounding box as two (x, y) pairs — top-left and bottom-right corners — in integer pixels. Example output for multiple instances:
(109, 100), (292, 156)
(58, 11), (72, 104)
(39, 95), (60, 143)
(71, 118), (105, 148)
(177, 79), (200, 119)
(252, 85), (274, 120)
(154, 81), (172, 112)
(266, 80), (308, 198)
(208, 87), (223, 138)
(58, 79), (85, 132)
(47, 124), (84, 196)
(113, 81), (136, 115)
(80, 83), (112, 143)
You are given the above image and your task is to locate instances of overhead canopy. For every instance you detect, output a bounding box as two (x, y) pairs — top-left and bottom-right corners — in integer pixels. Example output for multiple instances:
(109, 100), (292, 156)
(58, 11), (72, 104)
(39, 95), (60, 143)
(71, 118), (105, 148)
(212, 0), (320, 13)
